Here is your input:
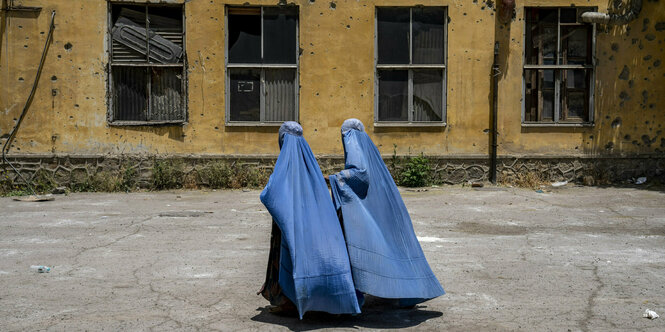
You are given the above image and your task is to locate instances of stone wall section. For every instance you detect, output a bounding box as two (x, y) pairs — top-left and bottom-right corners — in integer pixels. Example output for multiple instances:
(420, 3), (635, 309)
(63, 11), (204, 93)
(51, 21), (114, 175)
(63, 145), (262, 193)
(2, 154), (664, 188)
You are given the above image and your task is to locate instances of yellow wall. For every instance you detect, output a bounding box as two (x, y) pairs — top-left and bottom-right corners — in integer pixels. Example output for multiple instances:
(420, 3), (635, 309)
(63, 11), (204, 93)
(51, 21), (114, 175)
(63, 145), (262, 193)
(1, 0), (664, 157)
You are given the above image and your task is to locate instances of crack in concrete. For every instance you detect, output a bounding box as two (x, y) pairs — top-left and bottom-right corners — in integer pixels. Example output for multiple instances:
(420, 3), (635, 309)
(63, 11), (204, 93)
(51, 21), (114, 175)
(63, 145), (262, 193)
(578, 264), (605, 332)
(66, 216), (154, 278)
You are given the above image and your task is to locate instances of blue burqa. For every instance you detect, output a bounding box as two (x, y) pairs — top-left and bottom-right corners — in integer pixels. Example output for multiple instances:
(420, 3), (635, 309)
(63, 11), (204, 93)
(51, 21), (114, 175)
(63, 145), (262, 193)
(260, 122), (361, 318)
(329, 119), (445, 304)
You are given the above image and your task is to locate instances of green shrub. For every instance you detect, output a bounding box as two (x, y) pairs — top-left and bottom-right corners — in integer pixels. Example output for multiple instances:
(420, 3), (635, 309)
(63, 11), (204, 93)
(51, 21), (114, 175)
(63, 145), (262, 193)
(120, 164), (138, 191)
(152, 159), (185, 190)
(201, 161), (270, 189)
(400, 155), (431, 187)
(32, 169), (56, 193)
(201, 161), (234, 188)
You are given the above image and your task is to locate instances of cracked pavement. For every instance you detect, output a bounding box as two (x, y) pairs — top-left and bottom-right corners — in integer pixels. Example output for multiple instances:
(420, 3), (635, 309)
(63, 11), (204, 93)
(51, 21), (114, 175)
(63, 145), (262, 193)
(1, 186), (664, 331)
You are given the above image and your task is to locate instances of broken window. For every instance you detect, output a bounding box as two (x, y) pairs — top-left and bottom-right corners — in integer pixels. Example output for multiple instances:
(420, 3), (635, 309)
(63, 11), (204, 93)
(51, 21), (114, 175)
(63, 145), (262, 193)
(376, 7), (446, 124)
(524, 7), (595, 125)
(108, 4), (186, 124)
(226, 6), (298, 124)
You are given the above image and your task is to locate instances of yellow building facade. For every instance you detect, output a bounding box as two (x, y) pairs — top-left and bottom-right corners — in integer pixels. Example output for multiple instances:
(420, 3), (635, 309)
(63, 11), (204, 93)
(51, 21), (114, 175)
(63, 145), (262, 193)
(1, 0), (664, 186)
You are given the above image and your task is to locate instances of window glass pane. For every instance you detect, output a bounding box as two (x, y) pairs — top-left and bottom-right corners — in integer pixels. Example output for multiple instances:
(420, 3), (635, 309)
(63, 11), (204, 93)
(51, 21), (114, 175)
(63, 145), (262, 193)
(560, 8), (577, 23)
(563, 69), (589, 121)
(524, 69), (555, 122)
(526, 9), (557, 65)
(228, 11), (261, 63)
(230, 68), (261, 121)
(562, 26), (591, 65)
(263, 7), (298, 64)
(147, 6), (184, 64)
(413, 70), (443, 121)
(378, 70), (408, 121)
(539, 9), (558, 23)
(524, 69), (538, 121)
(112, 6), (148, 62)
(566, 92), (587, 119)
(541, 70), (555, 121)
(412, 7), (445, 64)
(150, 67), (183, 121)
(542, 90), (554, 121)
(377, 8), (410, 64)
(265, 69), (296, 122)
(543, 69), (555, 89)
(565, 69), (587, 89)
(113, 66), (147, 121)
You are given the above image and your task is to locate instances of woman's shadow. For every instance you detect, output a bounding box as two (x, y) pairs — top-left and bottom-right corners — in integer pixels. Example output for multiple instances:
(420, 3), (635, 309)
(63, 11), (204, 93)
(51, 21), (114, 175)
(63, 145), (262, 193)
(251, 295), (443, 331)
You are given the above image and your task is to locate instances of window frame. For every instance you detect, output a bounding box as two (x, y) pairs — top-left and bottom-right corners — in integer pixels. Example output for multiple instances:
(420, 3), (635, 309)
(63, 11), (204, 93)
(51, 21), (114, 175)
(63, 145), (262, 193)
(374, 6), (448, 127)
(224, 6), (300, 127)
(521, 7), (596, 127)
(106, 2), (188, 126)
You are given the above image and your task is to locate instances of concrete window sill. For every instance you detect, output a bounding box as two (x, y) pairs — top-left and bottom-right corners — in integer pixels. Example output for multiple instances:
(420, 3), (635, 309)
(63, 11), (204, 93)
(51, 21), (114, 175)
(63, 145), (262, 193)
(521, 122), (594, 128)
(108, 121), (187, 127)
(225, 122), (285, 127)
(373, 122), (447, 128)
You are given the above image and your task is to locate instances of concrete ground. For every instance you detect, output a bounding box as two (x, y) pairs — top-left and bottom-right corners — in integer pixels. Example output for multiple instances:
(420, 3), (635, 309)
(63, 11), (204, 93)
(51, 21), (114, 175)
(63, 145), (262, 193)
(1, 185), (664, 331)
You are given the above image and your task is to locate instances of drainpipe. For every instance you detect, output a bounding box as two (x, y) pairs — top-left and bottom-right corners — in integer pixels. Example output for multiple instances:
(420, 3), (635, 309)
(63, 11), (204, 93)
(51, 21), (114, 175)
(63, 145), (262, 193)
(580, 0), (642, 25)
(490, 42), (499, 184)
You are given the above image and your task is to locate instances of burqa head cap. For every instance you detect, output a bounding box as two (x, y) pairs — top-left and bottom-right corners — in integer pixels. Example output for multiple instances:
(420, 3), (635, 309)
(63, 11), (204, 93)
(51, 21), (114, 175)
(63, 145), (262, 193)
(341, 118), (365, 134)
(279, 121), (303, 148)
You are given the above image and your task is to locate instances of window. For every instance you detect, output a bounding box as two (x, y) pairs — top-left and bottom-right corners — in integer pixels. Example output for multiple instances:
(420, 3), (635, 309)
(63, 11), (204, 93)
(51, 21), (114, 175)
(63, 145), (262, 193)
(226, 6), (298, 124)
(375, 7), (447, 125)
(108, 4), (186, 124)
(524, 7), (595, 125)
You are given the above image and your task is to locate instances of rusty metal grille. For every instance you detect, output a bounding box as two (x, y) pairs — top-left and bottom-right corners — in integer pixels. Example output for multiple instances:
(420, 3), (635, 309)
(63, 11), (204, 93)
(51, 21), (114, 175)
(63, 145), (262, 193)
(108, 4), (186, 124)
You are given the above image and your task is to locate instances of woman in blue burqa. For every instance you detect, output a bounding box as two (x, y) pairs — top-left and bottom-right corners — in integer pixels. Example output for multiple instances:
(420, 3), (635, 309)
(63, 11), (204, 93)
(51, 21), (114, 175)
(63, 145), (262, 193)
(258, 121), (361, 318)
(328, 118), (445, 306)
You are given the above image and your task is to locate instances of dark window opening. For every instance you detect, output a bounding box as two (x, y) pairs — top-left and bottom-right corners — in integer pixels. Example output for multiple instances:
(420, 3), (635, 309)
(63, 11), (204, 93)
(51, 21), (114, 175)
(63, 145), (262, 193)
(376, 7), (446, 124)
(109, 4), (186, 124)
(524, 7), (594, 125)
(227, 6), (298, 123)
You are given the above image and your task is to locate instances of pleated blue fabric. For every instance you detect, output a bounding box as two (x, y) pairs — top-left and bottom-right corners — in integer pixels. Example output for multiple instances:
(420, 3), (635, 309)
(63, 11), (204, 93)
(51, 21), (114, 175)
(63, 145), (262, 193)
(260, 122), (361, 318)
(329, 119), (445, 304)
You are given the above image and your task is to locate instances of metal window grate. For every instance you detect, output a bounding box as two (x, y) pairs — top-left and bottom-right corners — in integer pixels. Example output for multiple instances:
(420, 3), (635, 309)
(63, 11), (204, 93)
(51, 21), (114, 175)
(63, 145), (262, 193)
(108, 4), (186, 124)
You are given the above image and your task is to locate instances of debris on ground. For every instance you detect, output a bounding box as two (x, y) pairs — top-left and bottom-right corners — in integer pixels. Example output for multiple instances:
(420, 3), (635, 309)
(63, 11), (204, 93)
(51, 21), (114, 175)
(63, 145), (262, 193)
(471, 182), (484, 188)
(52, 186), (67, 194)
(643, 309), (659, 319)
(158, 211), (213, 218)
(30, 265), (51, 273)
(551, 181), (568, 187)
(535, 189), (545, 193)
(635, 177), (647, 185)
(13, 195), (55, 202)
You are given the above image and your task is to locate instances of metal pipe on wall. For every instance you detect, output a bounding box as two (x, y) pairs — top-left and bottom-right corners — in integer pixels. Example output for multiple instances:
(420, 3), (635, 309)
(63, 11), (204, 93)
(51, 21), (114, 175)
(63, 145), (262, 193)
(581, 0), (642, 25)
(1, 10), (56, 196)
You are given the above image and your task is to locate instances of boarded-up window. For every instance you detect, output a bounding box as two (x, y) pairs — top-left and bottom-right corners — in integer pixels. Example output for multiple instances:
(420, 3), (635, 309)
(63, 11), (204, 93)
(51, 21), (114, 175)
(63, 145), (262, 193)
(376, 7), (446, 124)
(108, 4), (186, 124)
(226, 7), (298, 124)
(524, 7), (594, 125)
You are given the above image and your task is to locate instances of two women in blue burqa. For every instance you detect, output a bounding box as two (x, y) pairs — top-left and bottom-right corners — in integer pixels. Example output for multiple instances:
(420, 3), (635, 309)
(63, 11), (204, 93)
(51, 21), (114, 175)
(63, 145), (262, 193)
(260, 120), (444, 318)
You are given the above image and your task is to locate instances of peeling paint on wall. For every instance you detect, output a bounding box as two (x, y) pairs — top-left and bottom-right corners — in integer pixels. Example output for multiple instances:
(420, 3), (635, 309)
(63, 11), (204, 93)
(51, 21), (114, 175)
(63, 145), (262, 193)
(0, 0), (664, 158)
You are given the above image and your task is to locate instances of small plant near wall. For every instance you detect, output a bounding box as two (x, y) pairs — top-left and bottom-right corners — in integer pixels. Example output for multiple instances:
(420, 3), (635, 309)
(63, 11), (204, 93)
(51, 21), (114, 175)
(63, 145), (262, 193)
(152, 159), (185, 190)
(400, 154), (432, 187)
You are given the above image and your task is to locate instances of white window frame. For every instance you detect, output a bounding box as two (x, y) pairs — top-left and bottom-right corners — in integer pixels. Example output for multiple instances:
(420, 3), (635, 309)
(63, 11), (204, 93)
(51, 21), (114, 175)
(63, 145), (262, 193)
(374, 6), (448, 127)
(224, 6), (300, 126)
(521, 7), (596, 127)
